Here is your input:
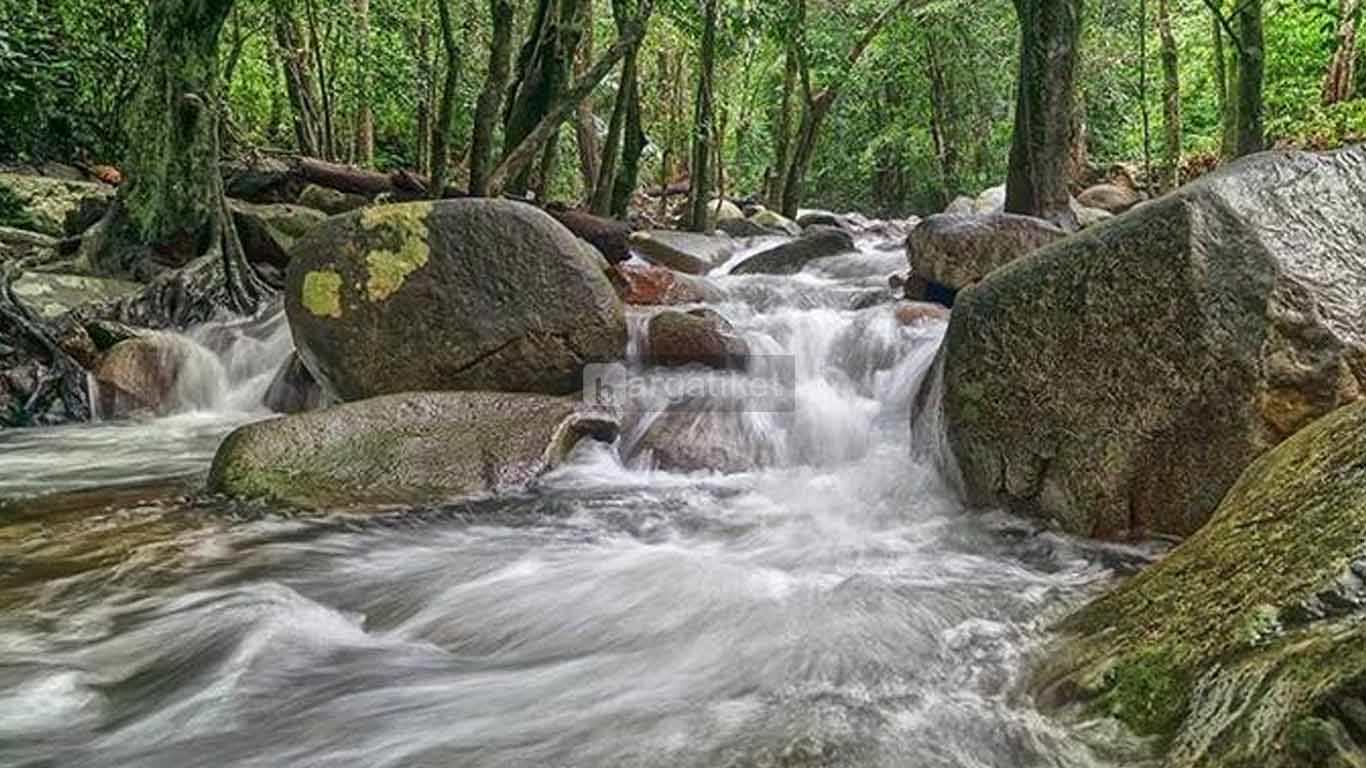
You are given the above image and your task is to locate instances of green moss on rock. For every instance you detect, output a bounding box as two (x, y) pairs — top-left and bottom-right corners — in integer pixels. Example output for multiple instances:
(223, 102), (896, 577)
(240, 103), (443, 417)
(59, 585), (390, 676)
(1034, 399), (1366, 766)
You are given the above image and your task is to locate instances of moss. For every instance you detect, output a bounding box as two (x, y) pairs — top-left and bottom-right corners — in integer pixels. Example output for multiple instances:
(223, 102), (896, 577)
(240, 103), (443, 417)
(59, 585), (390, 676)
(300, 270), (343, 318)
(1098, 647), (1190, 737)
(0, 183), (35, 230)
(359, 203), (432, 301)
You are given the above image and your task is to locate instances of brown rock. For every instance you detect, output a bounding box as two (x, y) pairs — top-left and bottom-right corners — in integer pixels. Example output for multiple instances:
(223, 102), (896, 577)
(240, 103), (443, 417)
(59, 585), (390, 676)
(894, 302), (950, 326)
(1076, 182), (1141, 214)
(615, 263), (706, 305)
(646, 310), (748, 370)
(906, 212), (1067, 291)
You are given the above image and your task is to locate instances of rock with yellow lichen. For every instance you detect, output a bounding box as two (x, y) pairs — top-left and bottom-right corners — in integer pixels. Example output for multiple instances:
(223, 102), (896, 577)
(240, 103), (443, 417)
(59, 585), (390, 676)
(1033, 399), (1366, 767)
(284, 199), (626, 401)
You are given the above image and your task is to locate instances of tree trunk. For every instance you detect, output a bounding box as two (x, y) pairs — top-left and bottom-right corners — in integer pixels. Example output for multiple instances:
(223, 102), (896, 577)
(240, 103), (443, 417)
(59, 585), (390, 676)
(686, 0), (720, 232)
(504, 0), (582, 196)
(1323, 0), (1362, 105)
(572, 0), (600, 197)
(1004, 0), (1083, 228)
(469, 0), (515, 196)
(590, 0), (639, 215)
(416, 18), (433, 176)
(353, 0), (374, 166)
(780, 90), (833, 219)
(1139, 0), (1152, 184)
(1158, 0), (1181, 191)
(275, 7), (324, 157)
(1233, 0), (1265, 156)
(1211, 3), (1235, 158)
(610, 64), (646, 217)
(430, 0), (463, 198)
(107, 0), (268, 324)
(924, 27), (959, 201)
(304, 0), (336, 160)
(768, 42), (799, 210)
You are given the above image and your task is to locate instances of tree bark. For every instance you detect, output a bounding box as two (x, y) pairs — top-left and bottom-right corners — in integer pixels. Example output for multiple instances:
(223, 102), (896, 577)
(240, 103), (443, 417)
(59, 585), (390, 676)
(430, 0), (464, 198)
(1233, 0), (1264, 156)
(1004, 0), (1083, 228)
(1323, 0), (1362, 105)
(353, 0), (374, 166)
(767, 41), (798, 210)
(469, 0), (516, 196)
(1158, 0), (1181, 191)
(304, 0), (336, 160)
(686, 0), (720, 232)
(106, 0), (268, 325)
(503, 0), (581, 196)
(924, 26), (959, 201)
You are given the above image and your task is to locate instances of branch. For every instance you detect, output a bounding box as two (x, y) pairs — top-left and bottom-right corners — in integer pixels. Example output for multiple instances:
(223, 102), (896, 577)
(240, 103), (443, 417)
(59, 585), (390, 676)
(1198, 0), (1245, 56)
(486, 0), (655, 196)
(846, 0), (923, 69)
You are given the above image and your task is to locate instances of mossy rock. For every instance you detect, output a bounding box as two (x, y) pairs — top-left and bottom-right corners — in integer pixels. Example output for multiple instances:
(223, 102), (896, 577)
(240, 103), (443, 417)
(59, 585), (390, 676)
(938, 146), (1366, 538)
(208, 391), (619, 509)
(285, 199), (627, 401)
(0, 172), (113, 237)
(1033, 399), (1366, 766)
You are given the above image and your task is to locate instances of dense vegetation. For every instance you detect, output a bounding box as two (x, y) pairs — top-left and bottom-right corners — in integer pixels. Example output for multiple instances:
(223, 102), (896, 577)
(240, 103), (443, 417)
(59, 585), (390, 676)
(0, 0), (1361, 217)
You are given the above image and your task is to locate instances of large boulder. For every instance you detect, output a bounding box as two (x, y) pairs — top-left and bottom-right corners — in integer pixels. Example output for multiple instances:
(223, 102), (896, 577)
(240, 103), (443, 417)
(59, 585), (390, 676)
(1077, 182), (1142, 214)
(1034, 400), (1366, 766)
(795, 209), (848, 230)
(715, 217), (771, 239)
(629, 230), (732, 275)
(10, 272), (143, 321)
(297, 183), (369, 215)
(208, 391), (618, 508)
(285, 199), (626, 401)
(730, 226), (855, 275)
(709, 198), (745, 226)
(0, 173), (113, 237)
(646, 309), (749, 370)
(230, 199), (328, 271)
(906, 212), (1068, 291)
(937, 147), (1366, 539)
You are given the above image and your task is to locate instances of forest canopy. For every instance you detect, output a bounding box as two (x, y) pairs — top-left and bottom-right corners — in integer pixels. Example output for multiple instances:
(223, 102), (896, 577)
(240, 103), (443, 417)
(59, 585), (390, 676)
(1, 0), (1362, 218)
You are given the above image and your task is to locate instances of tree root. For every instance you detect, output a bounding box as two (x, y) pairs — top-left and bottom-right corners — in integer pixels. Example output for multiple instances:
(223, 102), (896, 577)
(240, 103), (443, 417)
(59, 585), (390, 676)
(0, 266), (92, 426)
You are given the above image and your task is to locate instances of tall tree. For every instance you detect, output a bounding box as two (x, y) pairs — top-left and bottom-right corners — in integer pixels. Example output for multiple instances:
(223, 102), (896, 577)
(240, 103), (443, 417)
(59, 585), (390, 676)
(92, 0), (266, 324)
(430, 0), (464, 197)
(1158, 0), (1181, 191)
(353, 0), (374, 166)
(686, 0), (720, 232)
(766, 0), (802, 211)
(572, 0), (600, 196)
(1232, 0), (1264, 155)
(469, 0), (516, 196)
(1210, 2), (1235, 158)
(591, 0), (644, 214)
(609, 41), (647, 217)
(274, 2), (324, 157)
(1323, 0), (1362, 105)
(503, 0), (589, 197)
(1004, 0), (1083, 228)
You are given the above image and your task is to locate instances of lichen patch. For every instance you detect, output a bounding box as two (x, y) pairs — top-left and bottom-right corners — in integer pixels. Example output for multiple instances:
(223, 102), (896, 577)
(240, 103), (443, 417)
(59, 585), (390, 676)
(301, 270), (343, 318)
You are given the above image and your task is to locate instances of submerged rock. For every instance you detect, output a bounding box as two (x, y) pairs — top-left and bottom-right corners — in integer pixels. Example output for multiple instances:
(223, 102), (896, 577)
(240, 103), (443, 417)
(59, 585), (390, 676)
(1034, 400), (1366, 767)
(645, 309), (749, 370)
(730, 226), (855, 275)
(938, 146), (1366, 538)
(906, 212), (1068, 291)
(208, 391), (618, 508)
(631, 405), (775, 473)
(285, 199), (626, 401)
(629, 230), (731, 275)
(0, 173), (113, 237)
(92, 333), (220, 417)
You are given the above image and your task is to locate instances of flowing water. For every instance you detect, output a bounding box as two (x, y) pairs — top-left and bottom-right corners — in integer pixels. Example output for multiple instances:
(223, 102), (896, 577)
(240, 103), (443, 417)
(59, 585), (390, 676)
(0, 232), (1155, 767)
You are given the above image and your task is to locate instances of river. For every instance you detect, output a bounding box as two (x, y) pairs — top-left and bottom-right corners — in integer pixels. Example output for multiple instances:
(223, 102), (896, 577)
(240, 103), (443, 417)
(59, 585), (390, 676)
(0, 232), (1155, 767)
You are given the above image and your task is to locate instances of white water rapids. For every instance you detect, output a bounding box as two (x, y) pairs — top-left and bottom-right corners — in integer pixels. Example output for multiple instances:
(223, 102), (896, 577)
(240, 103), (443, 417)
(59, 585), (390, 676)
(0, 233), (1157, 767)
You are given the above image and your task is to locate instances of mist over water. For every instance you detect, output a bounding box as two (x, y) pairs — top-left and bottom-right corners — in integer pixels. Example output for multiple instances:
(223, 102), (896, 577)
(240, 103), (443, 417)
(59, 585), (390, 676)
(0, 234), (1155, 767)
